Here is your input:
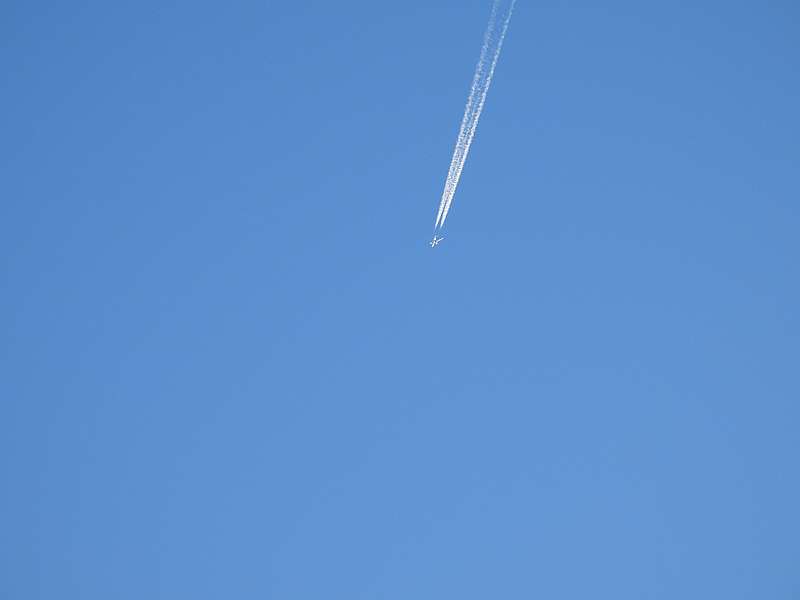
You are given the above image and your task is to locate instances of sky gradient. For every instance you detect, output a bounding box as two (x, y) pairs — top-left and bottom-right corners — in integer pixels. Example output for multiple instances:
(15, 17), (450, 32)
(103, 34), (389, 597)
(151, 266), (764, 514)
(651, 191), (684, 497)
(2, 1), (799, 597)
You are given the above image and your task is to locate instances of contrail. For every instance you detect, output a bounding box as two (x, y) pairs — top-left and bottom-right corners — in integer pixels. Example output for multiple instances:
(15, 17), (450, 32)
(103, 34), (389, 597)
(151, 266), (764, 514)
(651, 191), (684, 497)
(434, 0), (516, 230)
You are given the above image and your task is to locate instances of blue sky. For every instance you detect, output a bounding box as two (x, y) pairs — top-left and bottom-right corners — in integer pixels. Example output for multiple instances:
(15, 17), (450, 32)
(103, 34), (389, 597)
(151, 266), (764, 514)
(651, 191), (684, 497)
(2, 0), (798, 597)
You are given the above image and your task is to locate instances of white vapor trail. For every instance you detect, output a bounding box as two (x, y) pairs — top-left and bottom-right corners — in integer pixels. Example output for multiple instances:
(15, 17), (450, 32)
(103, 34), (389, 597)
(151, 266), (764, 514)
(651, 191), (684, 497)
(434, 0), (516, 230)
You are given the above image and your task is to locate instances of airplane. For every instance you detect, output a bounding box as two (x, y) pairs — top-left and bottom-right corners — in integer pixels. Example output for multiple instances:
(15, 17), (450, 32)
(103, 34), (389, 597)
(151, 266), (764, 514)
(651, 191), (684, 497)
(430, 235), (444, 248)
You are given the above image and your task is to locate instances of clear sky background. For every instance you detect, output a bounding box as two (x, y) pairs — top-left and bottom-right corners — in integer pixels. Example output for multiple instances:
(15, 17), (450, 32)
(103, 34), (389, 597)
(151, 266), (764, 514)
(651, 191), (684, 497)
(2, 0), (798, 597)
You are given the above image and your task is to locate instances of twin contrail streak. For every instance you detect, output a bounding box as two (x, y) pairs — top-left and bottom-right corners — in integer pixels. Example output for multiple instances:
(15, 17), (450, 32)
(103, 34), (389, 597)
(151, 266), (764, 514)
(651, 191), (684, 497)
(434, 0), (516, 231)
